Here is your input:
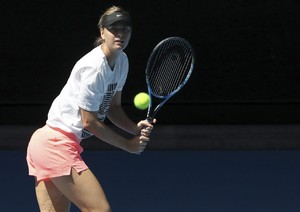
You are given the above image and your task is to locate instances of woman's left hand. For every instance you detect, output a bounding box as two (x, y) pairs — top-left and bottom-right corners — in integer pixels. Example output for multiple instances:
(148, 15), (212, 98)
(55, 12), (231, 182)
(137, 119), (156, 137)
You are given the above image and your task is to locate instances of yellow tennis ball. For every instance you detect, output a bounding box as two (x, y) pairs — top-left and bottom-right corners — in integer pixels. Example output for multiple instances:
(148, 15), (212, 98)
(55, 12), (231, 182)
(134, 92), (150, 110)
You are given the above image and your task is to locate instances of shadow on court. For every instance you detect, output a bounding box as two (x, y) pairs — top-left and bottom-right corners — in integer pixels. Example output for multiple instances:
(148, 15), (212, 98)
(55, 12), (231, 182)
(1, 150), (300, 211)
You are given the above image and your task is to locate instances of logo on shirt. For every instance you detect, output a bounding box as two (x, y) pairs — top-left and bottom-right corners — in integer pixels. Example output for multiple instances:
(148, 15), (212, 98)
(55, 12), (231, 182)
(81, 83), (118, 139)
(98, 83), (117, 121)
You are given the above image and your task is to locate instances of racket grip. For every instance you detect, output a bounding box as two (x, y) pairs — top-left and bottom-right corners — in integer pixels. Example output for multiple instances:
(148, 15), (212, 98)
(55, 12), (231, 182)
(146, 117), (154, 124)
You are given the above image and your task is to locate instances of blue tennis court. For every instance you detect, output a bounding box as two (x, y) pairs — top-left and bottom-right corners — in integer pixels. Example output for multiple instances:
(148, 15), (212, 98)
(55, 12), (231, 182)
(1, 149), (300, 211)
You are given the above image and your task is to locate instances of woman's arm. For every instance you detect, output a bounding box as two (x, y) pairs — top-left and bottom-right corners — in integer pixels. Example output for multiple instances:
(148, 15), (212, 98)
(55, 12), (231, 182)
(80, 107), (148, 154)
(107, 91), (153, 135)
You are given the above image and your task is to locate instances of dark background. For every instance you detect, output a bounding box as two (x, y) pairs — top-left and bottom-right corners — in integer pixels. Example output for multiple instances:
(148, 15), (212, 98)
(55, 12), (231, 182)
(0, 0), (299, 126)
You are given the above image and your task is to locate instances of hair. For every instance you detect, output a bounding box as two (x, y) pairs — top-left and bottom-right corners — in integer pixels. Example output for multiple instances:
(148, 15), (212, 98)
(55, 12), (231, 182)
(94, 6), (131, 47)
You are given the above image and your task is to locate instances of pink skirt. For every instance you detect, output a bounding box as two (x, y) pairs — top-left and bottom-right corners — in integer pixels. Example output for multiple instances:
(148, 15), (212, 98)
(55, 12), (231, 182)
(26, 125), (88, 182)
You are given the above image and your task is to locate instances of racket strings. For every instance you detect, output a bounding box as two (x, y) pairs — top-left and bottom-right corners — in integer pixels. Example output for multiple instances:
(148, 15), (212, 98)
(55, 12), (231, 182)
(148, 39), (193, 97)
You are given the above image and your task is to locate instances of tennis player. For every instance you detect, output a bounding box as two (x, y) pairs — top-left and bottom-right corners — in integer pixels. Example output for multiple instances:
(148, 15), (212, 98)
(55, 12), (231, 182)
(26, 6), (155, 212)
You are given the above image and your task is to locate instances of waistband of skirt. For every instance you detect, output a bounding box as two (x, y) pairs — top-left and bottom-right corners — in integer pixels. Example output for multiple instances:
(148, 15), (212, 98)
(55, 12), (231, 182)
(45, 125), (81, 143)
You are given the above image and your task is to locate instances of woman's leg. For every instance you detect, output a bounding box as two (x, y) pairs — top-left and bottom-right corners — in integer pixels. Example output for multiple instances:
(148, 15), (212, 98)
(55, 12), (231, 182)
(35, 179), (71, 212)
(51, 168), (111, 212)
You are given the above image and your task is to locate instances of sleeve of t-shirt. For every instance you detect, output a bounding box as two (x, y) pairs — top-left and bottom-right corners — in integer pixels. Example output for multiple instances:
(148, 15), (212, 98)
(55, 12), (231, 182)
(77, 66), (103, 112)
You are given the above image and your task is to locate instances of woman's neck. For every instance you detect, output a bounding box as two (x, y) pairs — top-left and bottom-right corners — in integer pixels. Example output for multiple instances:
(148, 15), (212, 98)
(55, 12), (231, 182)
(101, 44), (119, 70)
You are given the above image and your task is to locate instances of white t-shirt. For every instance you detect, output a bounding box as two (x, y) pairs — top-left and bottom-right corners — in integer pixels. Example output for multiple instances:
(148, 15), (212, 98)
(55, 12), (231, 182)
(46, 46), (129, 139)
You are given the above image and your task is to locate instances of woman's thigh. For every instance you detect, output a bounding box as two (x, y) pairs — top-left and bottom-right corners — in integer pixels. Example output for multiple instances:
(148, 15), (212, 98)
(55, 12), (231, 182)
(51, 168), (111, 212)
(35, 179), (71, 212)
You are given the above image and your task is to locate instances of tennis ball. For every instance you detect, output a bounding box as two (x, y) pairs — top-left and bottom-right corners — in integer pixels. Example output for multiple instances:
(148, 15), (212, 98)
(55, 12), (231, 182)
(134, 92), (150, 110)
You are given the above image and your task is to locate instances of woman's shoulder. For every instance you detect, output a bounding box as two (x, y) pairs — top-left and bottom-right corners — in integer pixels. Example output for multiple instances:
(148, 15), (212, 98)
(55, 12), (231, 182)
(76, 47), (105, 68)
(82, 46), (104, 62)
(117, 51), (129, 65)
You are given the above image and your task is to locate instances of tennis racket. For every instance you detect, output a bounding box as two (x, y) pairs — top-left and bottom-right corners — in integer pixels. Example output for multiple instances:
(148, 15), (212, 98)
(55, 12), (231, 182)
(145, 37), (195, 122)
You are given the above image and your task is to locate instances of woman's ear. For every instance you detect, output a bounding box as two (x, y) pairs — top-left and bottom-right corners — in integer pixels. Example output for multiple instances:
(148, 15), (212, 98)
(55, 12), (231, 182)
(100, 28), (105, 40)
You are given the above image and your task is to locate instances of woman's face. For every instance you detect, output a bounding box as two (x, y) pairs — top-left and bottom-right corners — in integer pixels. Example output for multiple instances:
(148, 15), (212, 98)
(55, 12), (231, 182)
(101, 23), (132, 52)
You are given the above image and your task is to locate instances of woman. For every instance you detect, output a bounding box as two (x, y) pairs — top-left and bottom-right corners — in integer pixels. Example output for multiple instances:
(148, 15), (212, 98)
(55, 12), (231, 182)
(26, 6), (155, 211)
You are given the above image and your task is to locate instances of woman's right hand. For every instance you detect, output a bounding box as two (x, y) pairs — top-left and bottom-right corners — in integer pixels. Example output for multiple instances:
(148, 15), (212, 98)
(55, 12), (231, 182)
(125, 135), (150, 154)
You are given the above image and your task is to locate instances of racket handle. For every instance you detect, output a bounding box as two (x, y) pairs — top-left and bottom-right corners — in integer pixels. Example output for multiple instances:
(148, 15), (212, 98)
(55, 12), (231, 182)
(146, 117), (154, 124)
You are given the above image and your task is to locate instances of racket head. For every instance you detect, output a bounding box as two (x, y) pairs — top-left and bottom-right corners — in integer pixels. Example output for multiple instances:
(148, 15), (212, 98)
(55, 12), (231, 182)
(145, 37), (195, 120)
